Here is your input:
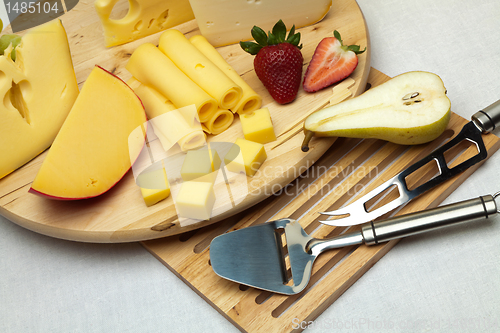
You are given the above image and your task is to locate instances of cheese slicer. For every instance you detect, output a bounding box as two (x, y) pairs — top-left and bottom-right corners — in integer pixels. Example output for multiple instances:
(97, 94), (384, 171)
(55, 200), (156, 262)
(210, 193), (498, 295)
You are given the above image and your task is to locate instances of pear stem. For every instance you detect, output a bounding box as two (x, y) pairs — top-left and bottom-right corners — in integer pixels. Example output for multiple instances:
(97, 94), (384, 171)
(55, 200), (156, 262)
(301, 130), (314, 152)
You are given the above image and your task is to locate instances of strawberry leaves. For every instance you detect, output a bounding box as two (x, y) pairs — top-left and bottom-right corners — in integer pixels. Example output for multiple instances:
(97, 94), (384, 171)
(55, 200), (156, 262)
(240, 20), (302, 55)
(334, 30), (366, 55)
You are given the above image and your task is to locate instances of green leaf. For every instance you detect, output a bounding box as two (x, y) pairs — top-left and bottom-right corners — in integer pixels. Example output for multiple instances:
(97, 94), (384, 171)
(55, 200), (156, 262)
(287, 25), (296, 41)
(251, 25), (268, 47)
(240, 41), (262, 55)
(287, 33), (302, 49)
(347, 44), (366, 55)
(333, 30), (342, 44)
(272, 19), (286, 43)
(267, 32), (279, 45)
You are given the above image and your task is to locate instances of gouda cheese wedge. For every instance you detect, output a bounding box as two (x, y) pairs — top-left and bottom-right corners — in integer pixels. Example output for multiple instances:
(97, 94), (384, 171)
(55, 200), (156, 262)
(189, 34), (262, 114)
(158, 29), (242, 110)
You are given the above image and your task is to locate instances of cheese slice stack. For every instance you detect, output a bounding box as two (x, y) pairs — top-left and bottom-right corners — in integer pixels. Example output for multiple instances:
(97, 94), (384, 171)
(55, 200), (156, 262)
(0, 19), (79, 180)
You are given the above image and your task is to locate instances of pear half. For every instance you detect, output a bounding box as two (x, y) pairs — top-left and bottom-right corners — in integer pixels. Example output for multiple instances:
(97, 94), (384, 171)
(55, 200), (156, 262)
(302, 71), (451, 151)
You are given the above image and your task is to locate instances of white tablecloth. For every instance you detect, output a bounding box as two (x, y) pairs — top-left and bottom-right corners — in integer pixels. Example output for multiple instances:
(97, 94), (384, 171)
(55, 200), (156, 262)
(1, 1), (499, 332)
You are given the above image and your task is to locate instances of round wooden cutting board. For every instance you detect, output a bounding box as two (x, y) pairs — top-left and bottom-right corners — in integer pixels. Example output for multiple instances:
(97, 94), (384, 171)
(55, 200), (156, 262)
(0, 0), (370, 242)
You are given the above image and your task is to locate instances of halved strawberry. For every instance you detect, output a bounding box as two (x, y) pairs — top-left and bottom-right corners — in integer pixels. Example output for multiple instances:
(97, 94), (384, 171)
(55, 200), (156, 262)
(303, 30), (366, 93)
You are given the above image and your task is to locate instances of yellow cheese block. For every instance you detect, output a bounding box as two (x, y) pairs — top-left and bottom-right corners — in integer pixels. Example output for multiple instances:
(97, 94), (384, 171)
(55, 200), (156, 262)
(240, 107), (276, 144)
(158, 29), (242, 110)
(189, 34), (262, 114)
(128, 78), (206, 151)
(126, 43), (218, 122)
(29, 66), (147, 200)
(137, 167), (170, 207)
(94, 0), (195, 47)
(175, 181), (216, 220)
(203, 108), (234, 135)
(181, 148), (221, 183)
(0, 20), (79, 179)
(224, 138), (267, 177)
(189, 0), (332, 47)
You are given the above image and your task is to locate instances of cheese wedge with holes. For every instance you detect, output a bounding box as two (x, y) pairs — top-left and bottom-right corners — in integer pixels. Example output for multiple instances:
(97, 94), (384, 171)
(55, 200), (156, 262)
(126, 43), (218, 122)
(94, 0), (195, 47)
(0, 20), (79, 180)
(189, 0), (332, 47)
(29, 66), (147, 200)
(158, 29), (242, 110)
(189, 34), (261, 114)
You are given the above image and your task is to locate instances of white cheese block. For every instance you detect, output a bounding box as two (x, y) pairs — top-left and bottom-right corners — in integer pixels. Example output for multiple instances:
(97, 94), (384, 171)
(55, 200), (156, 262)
(188, 0), (332, 47)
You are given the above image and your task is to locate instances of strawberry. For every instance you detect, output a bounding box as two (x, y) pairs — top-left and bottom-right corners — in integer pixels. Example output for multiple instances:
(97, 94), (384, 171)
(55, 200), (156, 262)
(303, 30), (366, 93)
(240, 20), (303, 104)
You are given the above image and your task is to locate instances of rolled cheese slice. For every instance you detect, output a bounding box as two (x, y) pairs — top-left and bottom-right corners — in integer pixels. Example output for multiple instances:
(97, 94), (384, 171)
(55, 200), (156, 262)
(128, 78), (206, 151)
(158, 29), (242, 110)
(126, 43), (217, 122)
(202, 108), (234, 135)
(127, 77), (177, 117)
(189, 34), (262, 114)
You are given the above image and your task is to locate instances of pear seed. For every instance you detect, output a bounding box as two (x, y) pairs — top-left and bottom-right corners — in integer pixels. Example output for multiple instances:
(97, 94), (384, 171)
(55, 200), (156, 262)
(403, 92), (420, 100)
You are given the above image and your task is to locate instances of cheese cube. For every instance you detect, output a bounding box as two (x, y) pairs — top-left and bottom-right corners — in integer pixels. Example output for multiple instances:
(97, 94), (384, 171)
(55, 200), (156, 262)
(181, 149), (221, 182)
(239, 108), (276, 144)
(175, 181), (216, 220)
(137, 168), (170, 207)
(224, 138), (267, 177)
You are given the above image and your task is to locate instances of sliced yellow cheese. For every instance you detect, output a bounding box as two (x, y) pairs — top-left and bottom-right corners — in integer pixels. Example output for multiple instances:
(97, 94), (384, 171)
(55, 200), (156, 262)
(126, 43), (217, 122)
(189, 0), (332, 47)
(189, 34), (262, 114)
(127, 77), (206, 151)
(158, 29), (242, 110)
(0, 20), (79, 179)
(94, 0), (195, 47)
(240, 107), (276, 144)
(224, 138), (267, 177)
(29, 66), (147, 200)
(174, 181), (216, 220)
(203, 108), (234, 135)
(137, 167), (170, 207)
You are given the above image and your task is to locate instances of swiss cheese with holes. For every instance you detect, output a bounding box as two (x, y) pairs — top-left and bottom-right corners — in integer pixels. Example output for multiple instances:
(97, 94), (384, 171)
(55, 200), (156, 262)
(94, 0), (195, 47)
(0, 20), (79, 179)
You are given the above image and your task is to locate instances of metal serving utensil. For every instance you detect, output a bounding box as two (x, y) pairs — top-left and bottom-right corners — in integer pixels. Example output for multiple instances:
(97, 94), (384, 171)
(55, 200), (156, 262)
(210, 193), (499, 295)
(319, 100), (500, 226)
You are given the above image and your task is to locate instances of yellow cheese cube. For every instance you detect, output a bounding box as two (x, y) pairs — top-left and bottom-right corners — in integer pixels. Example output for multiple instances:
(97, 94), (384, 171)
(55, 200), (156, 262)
(224, 138), (267, 177)
(239, 107), (276, 144)
(175, 181), (216, 220)
(181, 149), (221, 182)
(137, 168), (170, 207)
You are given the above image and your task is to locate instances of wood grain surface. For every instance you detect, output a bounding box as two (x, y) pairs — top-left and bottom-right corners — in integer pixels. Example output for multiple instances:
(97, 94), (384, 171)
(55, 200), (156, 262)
(0, 0), (370, 242)
(142, 68), (500, 333)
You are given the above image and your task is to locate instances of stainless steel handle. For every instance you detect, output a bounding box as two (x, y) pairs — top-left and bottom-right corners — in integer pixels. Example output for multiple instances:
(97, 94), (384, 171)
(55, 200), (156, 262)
(361, 195), (498, 245)
(472, 100), (500, 133)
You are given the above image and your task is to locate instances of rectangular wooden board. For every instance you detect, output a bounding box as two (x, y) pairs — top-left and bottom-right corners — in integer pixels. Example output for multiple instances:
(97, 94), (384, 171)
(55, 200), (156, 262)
(142, 68), (500, 333)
